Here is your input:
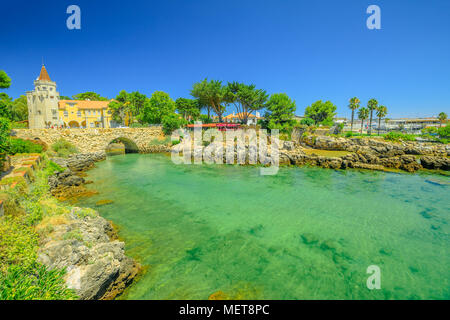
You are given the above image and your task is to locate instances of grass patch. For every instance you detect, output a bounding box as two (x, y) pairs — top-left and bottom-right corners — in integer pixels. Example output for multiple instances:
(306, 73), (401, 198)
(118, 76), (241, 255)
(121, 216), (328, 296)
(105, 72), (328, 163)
(0, 159), (79, 300)
(50, 139), (79, 158)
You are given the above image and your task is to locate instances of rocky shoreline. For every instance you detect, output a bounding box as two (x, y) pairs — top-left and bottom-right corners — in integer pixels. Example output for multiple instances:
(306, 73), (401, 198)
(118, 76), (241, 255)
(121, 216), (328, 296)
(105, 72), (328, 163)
(171, 135), (449, 173)
(41, 151), (141, 300)
(287, 135), (450, 172)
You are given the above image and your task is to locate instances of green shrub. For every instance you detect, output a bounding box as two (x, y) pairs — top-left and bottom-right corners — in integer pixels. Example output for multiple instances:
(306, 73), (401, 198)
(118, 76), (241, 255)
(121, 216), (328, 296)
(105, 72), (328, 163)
(161, 113), (187, 135)
(45, 161), (65, 176)
(300, 118), (315, 126)
(11, 122), (28, 129)
(130, 122), (146, 128)
(0, 263), (77, 300)
(171, 140), (180, 146)
(9, 138), (43, 155)
(438, 124), (450, 138)
(384, 131), (416, 142)
(51, 139), (78, 157)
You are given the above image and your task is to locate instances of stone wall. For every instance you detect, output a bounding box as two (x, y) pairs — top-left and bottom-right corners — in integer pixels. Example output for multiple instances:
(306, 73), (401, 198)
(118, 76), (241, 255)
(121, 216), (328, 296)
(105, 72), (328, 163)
(12, 128), (164, 153)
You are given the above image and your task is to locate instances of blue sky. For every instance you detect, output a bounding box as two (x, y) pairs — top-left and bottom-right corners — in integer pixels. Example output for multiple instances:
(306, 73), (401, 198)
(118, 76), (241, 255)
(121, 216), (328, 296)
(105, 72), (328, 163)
(1, 0), (449, 118)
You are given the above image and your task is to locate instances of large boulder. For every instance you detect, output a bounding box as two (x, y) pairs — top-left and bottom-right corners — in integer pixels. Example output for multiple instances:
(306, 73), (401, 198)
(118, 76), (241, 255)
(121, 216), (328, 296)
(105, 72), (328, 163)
(37, 209), (140, 300)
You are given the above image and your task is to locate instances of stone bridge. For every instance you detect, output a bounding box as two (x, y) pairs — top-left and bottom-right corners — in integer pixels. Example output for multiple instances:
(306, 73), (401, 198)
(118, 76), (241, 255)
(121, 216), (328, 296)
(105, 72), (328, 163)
(12, 127), (165, 153)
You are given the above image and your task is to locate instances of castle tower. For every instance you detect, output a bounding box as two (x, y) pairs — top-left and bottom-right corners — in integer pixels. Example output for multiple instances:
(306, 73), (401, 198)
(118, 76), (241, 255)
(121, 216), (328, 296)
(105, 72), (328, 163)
(26, 65), (60, 128)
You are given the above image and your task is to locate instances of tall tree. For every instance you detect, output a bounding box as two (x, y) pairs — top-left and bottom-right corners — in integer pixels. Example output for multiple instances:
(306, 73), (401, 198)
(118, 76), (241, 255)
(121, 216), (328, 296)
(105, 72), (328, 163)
(139, 91), (176, 124)
(358, 107), (369, 133)
(175, 98), (201, 121)
(348, 97), (360, 132)
(72, 91), (108, 101)
(108, 90), (129, 124)
(128, 91), (148, 123)
(0, 117), (11, 153)
(0, 71), (11, 89)
(12, 95), (28, 121)
(191, 79), (230, 122)
(0, 93), (12, 119)
(367, 98), (379, 135)
(265, 93), (296, 126)
(376, 105), (388, 135)
(304, 100), (337, 126)
(227, 82), (268, 124)
(438, 112), (447, 128)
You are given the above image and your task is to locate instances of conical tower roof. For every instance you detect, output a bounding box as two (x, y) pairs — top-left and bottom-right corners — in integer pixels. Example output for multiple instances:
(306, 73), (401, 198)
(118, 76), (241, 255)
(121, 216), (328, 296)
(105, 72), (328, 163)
(38, 65), (51, 81)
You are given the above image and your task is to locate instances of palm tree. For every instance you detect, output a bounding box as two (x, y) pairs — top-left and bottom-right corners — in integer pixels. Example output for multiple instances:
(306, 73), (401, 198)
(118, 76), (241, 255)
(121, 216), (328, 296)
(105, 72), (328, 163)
(367, 99), (379, 135)
(438, 112), (447, 128)
(376, 105), (388, 135)
(348, 97), (360, 133)
(358, 107), (369, 134)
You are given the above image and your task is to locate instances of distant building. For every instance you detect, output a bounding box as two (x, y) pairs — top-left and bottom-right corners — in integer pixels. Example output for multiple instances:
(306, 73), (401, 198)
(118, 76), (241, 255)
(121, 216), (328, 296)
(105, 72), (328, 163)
(26, 65), (60, 129)
(221, 112), (263, 125)
(26, 65), (115, 128)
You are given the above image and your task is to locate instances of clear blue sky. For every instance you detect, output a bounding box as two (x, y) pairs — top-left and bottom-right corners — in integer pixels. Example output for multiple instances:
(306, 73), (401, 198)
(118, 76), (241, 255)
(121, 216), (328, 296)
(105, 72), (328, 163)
(1, 0), (449, 118)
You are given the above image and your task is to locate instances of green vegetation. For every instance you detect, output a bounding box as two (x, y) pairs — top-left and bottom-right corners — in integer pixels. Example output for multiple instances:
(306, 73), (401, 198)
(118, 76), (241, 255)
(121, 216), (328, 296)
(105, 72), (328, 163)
(438, 112), (447, 127)
(384, 131), (416, 142)
(227, 82), (268, 124)
(50, 139), (79, 157)
(376, 105), (388, 135)
(9, 138), (44, 155)
(348, 97), (360, 132)
(161, 113), (187, 135)
(191, 79), (230, 122)
(72, 92), (108, 101)
(304, 100), (336, 126)
(0, 93), (28, 122)
(265, 93), (297, 133)
(357, 107), (369, 133)
(299, 117), (315, 126)
(367, 98), (379, 135)
(0, 161), (78, 300)
(0, 70), (11, 89)
(175, 98), (201, 121)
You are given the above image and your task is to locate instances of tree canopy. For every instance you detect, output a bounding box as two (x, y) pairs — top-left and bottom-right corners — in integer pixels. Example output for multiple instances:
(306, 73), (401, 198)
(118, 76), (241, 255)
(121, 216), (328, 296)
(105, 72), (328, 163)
(226, 82), (268, 124)
(304, 100), (336, 126)
(72, 92), (108, 101)
(191, 79), (231, 122)
(0, 71), (11, 89)
(264, 93), (296, 131)
(175, 98), (201, 121)
(139, 91), (176, 124)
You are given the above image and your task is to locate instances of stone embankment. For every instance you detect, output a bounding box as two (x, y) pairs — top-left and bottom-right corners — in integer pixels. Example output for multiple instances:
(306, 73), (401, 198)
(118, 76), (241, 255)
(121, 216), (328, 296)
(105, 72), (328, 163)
(293, 135), (450, 172)
(170, 136), (450, 172)
(43, 151), (140, 299)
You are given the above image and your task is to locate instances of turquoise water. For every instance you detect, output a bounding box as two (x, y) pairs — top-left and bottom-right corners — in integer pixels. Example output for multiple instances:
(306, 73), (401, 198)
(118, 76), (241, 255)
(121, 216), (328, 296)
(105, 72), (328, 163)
(78, 154), (450, 300)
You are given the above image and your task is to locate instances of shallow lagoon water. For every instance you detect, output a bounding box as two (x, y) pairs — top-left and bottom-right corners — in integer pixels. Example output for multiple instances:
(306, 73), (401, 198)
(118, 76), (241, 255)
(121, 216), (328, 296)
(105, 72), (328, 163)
(79, 154), (450, 299)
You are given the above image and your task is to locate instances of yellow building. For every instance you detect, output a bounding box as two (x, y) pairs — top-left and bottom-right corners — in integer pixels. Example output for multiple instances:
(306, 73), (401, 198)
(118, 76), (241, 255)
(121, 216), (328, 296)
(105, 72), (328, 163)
(27, 65), (118, 129)
(58, 100), (114, 128)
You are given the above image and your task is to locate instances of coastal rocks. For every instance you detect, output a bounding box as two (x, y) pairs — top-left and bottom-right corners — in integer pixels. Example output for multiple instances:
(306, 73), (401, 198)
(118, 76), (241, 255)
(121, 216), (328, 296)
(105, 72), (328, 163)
(48, 152), (106, 202)
(420, 156), (450, 171)
(37, 208), (140, 300)
(49, 169), (85, 189)
(301, 134), (448, 158)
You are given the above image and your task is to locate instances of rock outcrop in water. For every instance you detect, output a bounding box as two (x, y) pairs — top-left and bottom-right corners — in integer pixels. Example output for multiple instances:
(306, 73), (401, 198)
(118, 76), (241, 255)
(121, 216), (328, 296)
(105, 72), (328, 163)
(170, 135), (449, 172)
(37, 208), (140, 300)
